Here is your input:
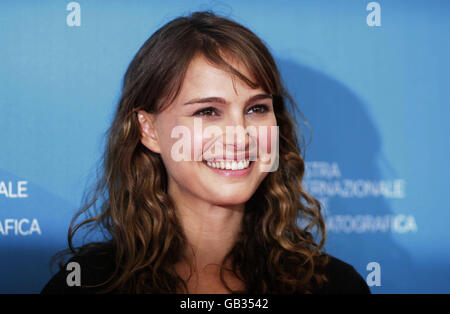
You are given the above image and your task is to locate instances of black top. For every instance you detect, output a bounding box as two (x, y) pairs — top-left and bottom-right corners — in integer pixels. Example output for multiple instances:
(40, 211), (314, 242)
(41, 248), (371, 294)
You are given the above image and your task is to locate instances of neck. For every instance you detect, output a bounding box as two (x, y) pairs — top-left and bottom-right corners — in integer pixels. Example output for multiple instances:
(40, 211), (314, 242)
(169, 181), (244, 273)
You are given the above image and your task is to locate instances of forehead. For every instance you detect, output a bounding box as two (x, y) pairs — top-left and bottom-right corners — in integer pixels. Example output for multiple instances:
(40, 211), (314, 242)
(176, 54), (264, 103)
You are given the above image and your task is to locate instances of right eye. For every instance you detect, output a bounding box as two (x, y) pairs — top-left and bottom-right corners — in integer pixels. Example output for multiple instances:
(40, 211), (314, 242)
(193, 107), (219, 117)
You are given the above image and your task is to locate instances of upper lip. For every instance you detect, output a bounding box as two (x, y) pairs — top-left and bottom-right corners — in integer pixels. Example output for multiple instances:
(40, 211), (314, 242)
(204, 153), (250, 162)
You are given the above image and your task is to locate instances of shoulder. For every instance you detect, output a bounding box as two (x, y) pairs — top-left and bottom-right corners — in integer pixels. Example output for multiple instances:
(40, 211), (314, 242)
(316, 254), (371, 294)
(41, 244), (116, 294)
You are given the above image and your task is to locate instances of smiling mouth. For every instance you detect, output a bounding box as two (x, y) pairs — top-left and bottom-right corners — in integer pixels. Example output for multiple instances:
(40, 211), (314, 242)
(202, 159), (254, 170)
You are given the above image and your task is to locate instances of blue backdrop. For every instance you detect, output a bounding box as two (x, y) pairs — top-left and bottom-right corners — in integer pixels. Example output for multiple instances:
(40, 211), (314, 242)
(1, 0), (449, 293)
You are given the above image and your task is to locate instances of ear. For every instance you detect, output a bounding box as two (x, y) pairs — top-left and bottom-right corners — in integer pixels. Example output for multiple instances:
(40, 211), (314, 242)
(136, 110), (161, 154)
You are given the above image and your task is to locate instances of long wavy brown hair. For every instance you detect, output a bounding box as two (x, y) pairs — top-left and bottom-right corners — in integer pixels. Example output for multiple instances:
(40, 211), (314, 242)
(53, 10), (328, 294)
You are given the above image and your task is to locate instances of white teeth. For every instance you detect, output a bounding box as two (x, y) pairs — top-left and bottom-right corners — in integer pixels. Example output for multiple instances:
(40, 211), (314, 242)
(205, 160), (250, 170)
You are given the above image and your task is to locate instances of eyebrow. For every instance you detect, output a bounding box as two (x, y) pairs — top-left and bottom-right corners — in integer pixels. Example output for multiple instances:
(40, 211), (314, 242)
(183, 93), (273, 106)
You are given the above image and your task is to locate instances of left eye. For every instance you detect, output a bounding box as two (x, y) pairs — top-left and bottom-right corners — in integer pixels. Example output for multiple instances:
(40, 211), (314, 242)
(247, 104), (269, 114)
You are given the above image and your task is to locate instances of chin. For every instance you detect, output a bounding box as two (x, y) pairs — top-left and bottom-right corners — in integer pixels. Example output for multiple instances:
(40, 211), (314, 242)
(207, 191), (252, 206)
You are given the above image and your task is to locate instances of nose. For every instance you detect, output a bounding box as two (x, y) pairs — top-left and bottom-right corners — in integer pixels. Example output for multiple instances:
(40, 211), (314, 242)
(222, 109), (251, 159)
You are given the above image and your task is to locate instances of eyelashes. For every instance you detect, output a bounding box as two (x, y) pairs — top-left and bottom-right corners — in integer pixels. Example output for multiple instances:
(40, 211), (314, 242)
(192, 104), (270, 117)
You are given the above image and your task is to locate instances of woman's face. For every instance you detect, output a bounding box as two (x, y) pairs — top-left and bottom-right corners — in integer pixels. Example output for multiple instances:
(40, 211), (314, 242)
(138, 54), (278, 206)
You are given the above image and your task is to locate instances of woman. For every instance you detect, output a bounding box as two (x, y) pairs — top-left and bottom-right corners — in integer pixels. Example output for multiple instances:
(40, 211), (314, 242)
(41, 11), (370, 294)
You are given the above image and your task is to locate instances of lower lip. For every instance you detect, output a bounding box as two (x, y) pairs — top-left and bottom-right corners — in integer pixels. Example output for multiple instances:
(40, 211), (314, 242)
(202, 160), (255, 177)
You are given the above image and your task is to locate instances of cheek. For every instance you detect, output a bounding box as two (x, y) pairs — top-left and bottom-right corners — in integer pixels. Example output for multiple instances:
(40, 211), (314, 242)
(193, 125), (205, 161)
(259, 125), (277, 152)
(158, 123), (204, 184)
(156, 113), (197, 161)
(256, 119), (279, 172)
(163, 116), (204, 162)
